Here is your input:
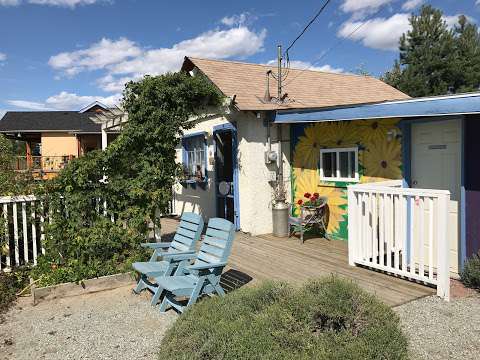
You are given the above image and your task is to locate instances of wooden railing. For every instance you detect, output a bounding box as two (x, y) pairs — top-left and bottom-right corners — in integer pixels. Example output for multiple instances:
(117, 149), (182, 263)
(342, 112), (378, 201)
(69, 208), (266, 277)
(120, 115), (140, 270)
(347, 182), (450, 300)
(14, 155), (75, 172)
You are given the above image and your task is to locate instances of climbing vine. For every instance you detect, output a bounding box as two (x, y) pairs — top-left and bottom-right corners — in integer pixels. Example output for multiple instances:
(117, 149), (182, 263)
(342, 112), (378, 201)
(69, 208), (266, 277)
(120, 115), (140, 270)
(32, 72), (223, 286)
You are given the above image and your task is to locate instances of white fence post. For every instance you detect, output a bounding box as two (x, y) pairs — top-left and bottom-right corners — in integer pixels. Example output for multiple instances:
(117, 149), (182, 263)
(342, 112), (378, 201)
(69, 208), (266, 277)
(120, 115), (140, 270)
(347, 187), (357, 266)
(436, 193), (450, 300)
(347, 183), (451, 300)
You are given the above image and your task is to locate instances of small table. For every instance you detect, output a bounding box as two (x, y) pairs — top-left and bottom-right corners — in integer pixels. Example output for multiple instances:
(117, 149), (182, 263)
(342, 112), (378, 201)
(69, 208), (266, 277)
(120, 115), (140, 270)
(288, 197), (328, 243)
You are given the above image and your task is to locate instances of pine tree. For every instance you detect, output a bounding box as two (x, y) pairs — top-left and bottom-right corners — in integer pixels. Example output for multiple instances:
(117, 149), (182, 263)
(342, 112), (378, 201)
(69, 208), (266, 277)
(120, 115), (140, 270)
(382, 5), (480, 96)
(453, 15), (480, 92)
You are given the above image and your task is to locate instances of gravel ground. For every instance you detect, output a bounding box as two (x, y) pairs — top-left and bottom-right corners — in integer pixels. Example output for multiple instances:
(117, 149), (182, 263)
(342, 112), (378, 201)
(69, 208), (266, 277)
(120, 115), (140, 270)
(395, 294), (480, 360)
(0, 285), (176, 360)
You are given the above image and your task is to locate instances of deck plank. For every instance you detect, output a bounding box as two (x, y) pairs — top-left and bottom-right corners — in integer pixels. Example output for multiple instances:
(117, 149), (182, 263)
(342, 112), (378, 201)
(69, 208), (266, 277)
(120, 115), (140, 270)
(160, 218), (435, 306)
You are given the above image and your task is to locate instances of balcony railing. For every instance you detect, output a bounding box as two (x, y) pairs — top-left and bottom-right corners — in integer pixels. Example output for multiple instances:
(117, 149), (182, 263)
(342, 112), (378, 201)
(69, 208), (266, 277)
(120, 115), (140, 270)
(14, 155), (75, 172)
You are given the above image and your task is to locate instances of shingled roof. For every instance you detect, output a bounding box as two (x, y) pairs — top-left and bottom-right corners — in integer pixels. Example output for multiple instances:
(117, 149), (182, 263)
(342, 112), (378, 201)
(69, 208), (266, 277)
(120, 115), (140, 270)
(0, 111), (103, 134)
(182, 57), (410, 111)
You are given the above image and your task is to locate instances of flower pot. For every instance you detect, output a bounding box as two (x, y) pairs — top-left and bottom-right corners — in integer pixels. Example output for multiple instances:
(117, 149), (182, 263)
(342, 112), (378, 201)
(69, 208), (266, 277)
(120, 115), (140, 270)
(272, 201), (289, 237)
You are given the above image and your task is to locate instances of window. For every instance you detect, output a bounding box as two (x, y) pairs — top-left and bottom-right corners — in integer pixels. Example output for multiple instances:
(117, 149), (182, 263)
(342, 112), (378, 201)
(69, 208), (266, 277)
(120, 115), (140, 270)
(320, 147), (359, 182)
(182, 133), (207, 182)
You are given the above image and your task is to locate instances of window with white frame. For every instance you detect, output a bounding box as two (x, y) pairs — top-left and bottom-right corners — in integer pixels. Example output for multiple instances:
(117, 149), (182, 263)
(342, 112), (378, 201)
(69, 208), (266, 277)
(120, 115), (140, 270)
(320, 147), (359, 182)
(182, 133), (207, 182)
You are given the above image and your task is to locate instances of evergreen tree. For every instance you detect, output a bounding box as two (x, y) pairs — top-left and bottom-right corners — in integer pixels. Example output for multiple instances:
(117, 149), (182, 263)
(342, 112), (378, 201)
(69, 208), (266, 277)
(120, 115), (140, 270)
(383, 6), (480, 96)
(453, 15), (480, 92)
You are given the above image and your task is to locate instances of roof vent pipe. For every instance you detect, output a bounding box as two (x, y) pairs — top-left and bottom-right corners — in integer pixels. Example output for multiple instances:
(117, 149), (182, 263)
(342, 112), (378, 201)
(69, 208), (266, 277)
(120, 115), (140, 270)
(264, 70), (272, 102)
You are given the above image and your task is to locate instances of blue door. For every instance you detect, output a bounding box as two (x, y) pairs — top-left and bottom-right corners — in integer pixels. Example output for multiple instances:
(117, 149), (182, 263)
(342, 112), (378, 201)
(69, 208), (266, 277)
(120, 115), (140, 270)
(213, 124), (240, 230)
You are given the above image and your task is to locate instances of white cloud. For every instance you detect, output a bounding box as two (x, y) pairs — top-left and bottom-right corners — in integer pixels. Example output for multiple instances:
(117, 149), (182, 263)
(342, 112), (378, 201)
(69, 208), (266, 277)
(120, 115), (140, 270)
(338, 13), (410, 50)
(221, 13), (248, 26)
(7, 91), (121, 111)
(341, 0), (393, 13)
(50, 26), (267, 93)
(266, 59), (344, 73)
(444, 14), (476, 29)
(0, 0), (20, 5)
(402, 0), (423, 11)
(49, 37), (141, 77)
(0, 109), (6, 119)
(0, 0), (107, 7)
(0, 52), (6, 62)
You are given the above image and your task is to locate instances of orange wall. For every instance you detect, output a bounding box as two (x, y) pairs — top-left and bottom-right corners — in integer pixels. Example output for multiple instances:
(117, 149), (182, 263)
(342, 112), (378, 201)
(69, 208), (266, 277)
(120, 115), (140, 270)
(41, 132), (78, 157)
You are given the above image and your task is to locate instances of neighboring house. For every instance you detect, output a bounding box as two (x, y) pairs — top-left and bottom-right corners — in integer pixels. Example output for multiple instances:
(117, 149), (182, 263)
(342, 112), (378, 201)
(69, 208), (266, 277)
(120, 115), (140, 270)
(165, 57), (408, 236)
(0, 102), (117, 179)
(276, 92), (480, 279)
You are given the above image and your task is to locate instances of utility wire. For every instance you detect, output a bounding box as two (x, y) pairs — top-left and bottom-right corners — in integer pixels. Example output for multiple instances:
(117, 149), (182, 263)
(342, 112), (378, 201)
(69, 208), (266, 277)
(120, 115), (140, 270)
(284, 2), (390, 87)
(284, 0), (332, 55)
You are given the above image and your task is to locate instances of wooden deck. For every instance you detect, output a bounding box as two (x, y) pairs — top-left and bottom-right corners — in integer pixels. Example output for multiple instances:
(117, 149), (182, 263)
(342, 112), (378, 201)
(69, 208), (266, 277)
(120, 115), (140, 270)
(161, 218), (435, 307)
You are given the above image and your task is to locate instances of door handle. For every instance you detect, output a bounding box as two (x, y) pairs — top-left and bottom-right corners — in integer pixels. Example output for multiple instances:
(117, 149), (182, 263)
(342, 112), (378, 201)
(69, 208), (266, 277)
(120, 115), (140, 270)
(412, 180), (418, 186)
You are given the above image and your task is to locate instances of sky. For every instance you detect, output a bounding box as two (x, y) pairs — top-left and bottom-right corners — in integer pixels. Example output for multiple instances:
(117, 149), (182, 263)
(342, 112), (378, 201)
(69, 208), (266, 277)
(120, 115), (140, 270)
(0, 0), (478, 116)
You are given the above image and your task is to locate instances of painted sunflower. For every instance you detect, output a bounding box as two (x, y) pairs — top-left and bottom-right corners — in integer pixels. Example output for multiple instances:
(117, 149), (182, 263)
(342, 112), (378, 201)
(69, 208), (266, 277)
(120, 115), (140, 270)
(294, 123), (334, 168)
(363, 138), (402, 180)
(292, 167), (347, 235)
(293, 122), (359, 169)
(357, 118), (400, 144)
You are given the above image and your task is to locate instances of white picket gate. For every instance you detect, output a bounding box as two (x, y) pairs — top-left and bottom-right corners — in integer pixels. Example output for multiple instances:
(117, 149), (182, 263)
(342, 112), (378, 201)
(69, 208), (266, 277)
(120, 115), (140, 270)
(0, 196), (45, 272)
(347, 182), (450, 300)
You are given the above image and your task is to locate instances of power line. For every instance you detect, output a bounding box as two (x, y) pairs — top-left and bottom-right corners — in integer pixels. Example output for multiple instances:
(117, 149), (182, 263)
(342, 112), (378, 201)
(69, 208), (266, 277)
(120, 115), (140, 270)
(284, 0), (332, 56)
(283, 3), (391, 87)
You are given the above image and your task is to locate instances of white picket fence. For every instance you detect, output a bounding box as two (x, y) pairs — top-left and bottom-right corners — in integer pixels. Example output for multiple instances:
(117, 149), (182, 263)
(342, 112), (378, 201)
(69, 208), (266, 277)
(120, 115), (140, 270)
(0, 195), (45, 272)
(347, 182), (450, 300)
(0, 194), (176, 273)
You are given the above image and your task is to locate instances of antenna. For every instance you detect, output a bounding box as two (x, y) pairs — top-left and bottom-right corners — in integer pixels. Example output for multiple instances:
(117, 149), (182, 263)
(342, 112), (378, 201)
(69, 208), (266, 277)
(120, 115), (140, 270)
(277, 45), (283, 101)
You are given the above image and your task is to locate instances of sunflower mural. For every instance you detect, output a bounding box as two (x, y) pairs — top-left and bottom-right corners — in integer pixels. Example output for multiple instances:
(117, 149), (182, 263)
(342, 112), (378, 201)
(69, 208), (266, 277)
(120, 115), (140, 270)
(291, 119), (403, 241)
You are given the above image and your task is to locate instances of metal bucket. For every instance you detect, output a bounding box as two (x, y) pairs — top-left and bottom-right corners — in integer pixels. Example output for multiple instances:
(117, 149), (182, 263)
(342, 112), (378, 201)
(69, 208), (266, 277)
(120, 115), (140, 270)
(272, 201), (289, 237)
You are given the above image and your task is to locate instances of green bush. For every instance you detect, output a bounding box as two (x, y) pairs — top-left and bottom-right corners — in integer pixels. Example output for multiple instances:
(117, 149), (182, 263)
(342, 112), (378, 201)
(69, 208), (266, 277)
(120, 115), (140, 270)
(0, 269), (30, 316)
(461, 252), (480, 289)
(158, 277), (408, 360)
(30, 217), (149, 287)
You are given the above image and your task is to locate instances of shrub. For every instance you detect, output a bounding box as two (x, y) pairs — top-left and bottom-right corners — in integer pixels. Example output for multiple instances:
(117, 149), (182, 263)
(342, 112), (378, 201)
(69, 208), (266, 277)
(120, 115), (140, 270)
(461, 252), (480, 289)
(158, 277), (408, 360)
(0, 268), (29, 316)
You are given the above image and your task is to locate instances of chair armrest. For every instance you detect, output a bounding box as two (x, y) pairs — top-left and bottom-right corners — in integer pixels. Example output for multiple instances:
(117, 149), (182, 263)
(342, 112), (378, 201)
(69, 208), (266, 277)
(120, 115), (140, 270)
(161, 251), (197, 261)
(141, 242), (171, 249)
(187, 262), (227, 271)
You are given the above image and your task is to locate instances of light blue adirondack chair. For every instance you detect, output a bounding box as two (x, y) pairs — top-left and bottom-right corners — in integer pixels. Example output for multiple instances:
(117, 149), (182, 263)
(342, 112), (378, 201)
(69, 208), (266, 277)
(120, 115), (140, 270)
(155, 217), (236, 313)
(132, 212), (204, 306)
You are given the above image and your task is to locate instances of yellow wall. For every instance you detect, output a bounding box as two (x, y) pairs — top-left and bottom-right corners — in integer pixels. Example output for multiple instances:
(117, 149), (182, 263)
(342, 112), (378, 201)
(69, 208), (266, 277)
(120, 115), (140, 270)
(41, 133), (78, 157)
(291, 119), (402, 240)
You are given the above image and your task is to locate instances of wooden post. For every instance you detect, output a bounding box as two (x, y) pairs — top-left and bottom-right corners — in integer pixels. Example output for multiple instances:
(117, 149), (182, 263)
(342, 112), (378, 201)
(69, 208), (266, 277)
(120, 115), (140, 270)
(26, 141), (32, 169)
(101, 128), (108, 150)
(436, 192), (450, 301)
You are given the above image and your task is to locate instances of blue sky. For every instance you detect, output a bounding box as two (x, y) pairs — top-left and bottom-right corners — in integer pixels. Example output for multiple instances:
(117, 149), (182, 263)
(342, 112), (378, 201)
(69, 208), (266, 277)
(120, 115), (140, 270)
(0, 0), (477, 115)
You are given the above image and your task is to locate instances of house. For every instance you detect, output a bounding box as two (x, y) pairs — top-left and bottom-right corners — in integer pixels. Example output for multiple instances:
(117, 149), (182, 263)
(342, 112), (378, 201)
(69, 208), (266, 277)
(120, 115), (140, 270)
(275, 92), (480, 284)
(164, 57), (408, 236)
(0, 102), (117, 179)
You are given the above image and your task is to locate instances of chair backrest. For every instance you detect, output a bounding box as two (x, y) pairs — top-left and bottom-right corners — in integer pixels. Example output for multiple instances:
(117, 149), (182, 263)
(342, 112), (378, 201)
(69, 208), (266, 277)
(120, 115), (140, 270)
(194, 218), (235, 266)
(168, 212), (204, 253)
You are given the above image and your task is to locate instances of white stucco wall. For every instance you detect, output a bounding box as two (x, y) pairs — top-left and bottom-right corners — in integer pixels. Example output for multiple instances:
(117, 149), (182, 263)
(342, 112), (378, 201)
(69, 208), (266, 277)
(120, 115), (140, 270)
(172, 109), (291, 236)
(173, 114), (230, 220)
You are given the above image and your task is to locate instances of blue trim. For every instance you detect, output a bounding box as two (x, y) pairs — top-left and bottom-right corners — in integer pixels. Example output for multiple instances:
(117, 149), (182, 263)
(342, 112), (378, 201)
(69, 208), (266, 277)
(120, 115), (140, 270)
(275, 93), (480, 123)
(213, 123), (236, 132)
(399, 120), (412, 187)
(213, 124), (241, 230)
(183, 131), (207, 139)
(181, 131), (208, 188)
